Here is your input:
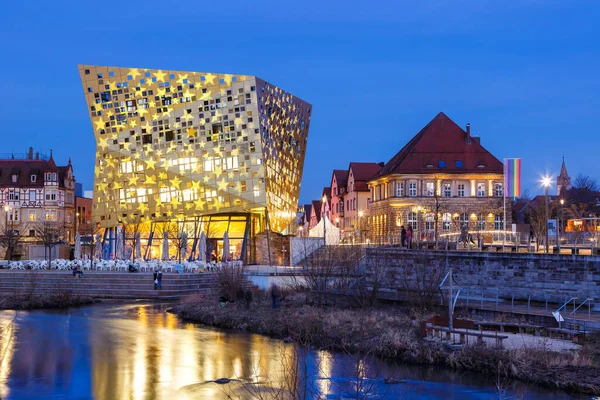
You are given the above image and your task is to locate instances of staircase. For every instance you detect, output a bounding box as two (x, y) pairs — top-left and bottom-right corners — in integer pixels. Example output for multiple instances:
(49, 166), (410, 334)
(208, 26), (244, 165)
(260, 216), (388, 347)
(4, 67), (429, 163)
(295, 245), (366, 269)
(0, 270), (217, 299)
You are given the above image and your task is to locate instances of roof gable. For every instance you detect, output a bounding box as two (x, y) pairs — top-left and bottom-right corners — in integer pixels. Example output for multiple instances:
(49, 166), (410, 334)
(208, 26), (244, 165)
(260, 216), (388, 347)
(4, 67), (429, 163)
(373, 112), (503, 178)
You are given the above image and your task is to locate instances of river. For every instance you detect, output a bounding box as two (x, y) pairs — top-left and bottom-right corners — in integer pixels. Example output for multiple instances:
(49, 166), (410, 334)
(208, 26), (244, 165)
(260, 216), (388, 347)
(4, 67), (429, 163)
(0, 302), (591, 400)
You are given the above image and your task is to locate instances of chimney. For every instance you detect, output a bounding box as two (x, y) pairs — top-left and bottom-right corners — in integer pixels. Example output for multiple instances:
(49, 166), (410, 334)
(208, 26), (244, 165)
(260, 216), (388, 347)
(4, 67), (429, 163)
(465, 123), (472, 144)
(27, 147), (33, 160)
(35, 152), (40, 160)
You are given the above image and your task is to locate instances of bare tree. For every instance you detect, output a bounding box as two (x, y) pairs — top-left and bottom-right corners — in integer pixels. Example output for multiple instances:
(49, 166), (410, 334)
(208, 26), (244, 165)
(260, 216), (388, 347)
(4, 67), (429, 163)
(0, 221), (21, 261)
(35, 220), (65, 266)
(123, 216), (148, 260)
(573, 173), (599, 192)
(525, 200), (557, 251)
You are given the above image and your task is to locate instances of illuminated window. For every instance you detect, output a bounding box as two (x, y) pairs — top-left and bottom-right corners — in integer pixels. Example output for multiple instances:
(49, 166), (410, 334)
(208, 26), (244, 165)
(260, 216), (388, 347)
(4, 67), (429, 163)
(443, 183), (451, 197)
(425, 182), (434, 197)
(477, 183), (486, 197)
(442, 213), (452, 231)
(425, 213), (435, 230)
(408, 212), (417, 230)
(45, 210), (57, 221)
(495, 215), (504, 230)
(477, 213), (485, 230)
(460, 213), (469, 229)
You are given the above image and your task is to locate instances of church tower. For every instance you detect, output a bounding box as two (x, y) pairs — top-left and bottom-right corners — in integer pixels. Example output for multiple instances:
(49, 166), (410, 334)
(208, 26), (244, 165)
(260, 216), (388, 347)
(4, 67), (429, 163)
(557, 156), (572, 195)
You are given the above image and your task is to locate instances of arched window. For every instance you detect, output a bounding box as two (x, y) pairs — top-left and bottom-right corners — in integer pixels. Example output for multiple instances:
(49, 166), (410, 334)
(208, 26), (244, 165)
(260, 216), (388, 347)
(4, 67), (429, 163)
(477, 213), (486, 230)
(442, 213), (452, 231)
(459, 213), (469, 229)
(495, 214), (504, 231)
(425, 213), (435, 231)
(408, 212), (417, 230)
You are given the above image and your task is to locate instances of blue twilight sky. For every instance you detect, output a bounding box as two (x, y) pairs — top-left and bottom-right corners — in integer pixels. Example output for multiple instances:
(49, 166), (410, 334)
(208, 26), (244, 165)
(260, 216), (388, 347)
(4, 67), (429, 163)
(1, 1), (599, 204)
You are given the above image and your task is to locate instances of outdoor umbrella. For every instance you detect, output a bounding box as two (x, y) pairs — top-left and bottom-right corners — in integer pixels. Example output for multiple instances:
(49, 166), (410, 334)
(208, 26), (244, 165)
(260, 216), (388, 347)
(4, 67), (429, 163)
(115, 230), (124, 260)
(198, 231), (206, 262)
(181, 232), (188, 261)
(162, 231), (169, 261)
(135, 232), (141, 260)
(94, 233), (102, 259)
(74, 233), (81, 260)
(222, 231), (230, 261)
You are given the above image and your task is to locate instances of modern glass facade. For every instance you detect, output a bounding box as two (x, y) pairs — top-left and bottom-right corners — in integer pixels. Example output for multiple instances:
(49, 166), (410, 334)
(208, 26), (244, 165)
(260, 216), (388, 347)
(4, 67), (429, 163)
(78, 65), (311, 261)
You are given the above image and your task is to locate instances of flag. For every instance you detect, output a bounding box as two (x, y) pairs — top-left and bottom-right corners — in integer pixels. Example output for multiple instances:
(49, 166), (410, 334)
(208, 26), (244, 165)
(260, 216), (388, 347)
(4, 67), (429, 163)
(504, 158), (521, 197)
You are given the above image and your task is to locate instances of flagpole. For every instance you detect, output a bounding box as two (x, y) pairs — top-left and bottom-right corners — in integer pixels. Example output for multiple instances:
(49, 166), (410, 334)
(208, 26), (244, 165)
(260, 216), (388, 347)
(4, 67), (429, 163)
(503, 158), (506, 252)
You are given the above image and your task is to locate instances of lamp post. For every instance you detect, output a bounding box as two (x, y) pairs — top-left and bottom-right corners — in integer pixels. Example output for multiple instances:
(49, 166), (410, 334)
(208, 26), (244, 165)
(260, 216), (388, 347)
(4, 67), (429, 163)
(542, 176), (551, 254)
(322, 195), (327, 246)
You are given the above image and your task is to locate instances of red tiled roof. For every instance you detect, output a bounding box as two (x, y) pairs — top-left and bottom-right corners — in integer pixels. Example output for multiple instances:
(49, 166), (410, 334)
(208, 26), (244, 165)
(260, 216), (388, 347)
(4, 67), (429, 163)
(350, 162), (382, 181)
(0, 156), (71, 188)
(332, 169), (349, 188)
(311, 200), (322, 221)
(0, 160), (50, 188)
(372, 112), (503, 179)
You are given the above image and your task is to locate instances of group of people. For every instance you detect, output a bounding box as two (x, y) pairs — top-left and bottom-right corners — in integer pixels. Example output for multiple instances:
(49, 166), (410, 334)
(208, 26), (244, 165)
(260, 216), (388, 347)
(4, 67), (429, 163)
(400, 225), (414, 248)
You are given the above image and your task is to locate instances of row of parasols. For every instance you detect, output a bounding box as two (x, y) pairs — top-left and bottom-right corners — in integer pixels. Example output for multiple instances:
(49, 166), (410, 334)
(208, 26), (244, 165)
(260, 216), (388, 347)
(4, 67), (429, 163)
(73, 231), (231, 262)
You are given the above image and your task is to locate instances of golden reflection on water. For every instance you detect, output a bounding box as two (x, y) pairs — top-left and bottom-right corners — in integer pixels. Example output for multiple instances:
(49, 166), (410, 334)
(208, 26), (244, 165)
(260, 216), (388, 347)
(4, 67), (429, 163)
(0, 311), (16, 399)
(87, 303), (292, 399)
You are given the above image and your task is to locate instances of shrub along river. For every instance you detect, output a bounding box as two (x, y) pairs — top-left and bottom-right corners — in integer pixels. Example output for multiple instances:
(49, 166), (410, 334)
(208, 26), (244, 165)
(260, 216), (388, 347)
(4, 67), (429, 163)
(0, 302), (590, 399)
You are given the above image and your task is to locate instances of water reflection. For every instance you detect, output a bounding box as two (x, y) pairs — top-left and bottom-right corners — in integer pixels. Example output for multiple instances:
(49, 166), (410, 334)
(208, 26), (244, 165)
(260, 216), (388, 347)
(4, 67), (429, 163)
(0, 302), (589, 400)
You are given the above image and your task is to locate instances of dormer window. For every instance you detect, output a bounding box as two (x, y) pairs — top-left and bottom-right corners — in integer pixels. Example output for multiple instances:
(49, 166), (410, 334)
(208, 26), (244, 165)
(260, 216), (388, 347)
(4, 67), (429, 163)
(31, 175), (37, 183)
(11, 174), (17, 183)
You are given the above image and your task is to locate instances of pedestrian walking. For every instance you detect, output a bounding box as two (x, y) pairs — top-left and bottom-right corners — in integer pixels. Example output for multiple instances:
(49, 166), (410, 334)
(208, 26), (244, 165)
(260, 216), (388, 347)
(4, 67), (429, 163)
(157, 270), (163, 290)
(400, 226), (406, 247)
(407, 226), (413, 249)
(153, 270), (158, 290)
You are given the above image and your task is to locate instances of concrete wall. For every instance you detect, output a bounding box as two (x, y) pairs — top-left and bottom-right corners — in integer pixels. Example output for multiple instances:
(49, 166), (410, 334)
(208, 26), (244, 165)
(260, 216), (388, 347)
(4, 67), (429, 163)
(365, 247), (600, 304)
(290, 237), (324, 266)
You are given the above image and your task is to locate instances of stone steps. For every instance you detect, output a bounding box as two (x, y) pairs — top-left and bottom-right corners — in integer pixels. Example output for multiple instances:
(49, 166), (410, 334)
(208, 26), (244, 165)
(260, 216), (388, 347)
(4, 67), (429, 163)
(0, 271), (217, 299)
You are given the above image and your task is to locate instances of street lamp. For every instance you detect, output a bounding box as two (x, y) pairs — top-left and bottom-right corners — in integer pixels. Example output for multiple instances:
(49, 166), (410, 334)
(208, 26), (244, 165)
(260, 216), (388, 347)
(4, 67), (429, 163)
(322, 195), (327, 246)
(541, 176), (551, 254)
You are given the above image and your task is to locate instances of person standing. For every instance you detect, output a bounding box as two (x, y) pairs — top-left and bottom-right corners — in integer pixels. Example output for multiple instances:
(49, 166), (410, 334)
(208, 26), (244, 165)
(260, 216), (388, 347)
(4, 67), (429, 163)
(153, 270), (158, 290)
(400, 226), (406, 247)
(157, 270), (163, 290)
(407, 226), (413, 249)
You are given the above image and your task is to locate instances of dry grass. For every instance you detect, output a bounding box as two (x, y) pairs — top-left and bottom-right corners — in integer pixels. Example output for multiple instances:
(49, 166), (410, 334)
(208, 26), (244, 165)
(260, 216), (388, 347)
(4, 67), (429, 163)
(0, 292), (96, 310)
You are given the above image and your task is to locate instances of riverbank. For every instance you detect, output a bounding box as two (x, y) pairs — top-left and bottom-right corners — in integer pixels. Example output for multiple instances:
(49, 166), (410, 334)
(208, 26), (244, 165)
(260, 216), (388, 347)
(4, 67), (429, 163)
(171, 292), (600, 396)
(0, 292), (97, 310)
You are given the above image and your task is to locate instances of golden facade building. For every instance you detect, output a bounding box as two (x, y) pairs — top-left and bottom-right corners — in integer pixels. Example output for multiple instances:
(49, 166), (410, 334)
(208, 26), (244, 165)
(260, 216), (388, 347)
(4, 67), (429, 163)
(367, 113), (506, 244)
(78, 65), (311, 261)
